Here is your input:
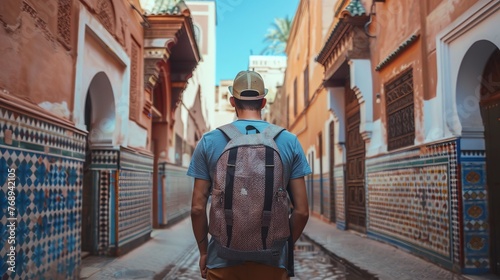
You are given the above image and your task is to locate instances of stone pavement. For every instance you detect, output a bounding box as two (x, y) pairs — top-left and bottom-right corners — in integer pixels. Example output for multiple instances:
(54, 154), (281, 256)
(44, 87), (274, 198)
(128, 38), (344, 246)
(80, 216), (500, 280)
(302, 216), (499, 280)
(79, 218), (197, 280)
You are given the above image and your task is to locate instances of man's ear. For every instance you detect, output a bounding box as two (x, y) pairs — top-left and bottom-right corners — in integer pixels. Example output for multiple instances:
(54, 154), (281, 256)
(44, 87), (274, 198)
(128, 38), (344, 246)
(261, 98), (267, 109)
(229, 96), (236, 107)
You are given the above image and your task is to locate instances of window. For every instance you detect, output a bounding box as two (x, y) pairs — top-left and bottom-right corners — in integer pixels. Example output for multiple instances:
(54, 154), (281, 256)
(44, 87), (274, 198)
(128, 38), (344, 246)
(385, 68), (415, 151)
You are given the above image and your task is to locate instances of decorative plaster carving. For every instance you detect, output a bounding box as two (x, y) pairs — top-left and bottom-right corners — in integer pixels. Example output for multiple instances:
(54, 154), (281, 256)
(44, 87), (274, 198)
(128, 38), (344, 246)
(57, 0), (72, 49)
(96, 0), (115, 35)
(145, 48), (169, 60)
(129, 40), (140, 121)
(352, 86), (364, 104)
(21, 1), (56, 44)
(143, 57), (160, 92)
(118, 17), (127, 48)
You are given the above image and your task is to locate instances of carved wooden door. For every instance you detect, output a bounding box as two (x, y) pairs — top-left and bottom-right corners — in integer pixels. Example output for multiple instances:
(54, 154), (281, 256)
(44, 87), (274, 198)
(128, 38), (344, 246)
(329, 121), (336, 222)
(345, 84), (366, 233)
(480, 48), (500, 275)
(481, 97), (500, 274)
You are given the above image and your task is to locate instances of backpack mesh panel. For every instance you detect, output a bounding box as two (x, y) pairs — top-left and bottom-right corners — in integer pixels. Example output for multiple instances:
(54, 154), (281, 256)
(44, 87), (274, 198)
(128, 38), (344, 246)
(209, 145), (289, 252)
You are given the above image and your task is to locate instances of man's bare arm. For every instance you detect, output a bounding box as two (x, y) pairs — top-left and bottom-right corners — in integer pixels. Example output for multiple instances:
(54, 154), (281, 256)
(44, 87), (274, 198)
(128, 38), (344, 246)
(191, 178), (211, 254)
(288, 177), (309, 243)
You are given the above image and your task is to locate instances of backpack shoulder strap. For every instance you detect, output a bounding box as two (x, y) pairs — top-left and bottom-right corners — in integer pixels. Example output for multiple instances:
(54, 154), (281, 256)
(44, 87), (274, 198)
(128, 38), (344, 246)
(217, 123), (242, 141)
(263, 124), (285, 140)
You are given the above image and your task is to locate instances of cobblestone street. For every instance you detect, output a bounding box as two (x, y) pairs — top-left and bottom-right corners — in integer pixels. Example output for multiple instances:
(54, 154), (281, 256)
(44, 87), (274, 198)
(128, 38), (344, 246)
(163, 235), (375, 280)
(80, 216), (488, 280)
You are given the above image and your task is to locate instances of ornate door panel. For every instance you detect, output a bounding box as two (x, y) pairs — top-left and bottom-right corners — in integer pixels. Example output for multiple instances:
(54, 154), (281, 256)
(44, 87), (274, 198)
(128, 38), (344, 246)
(345, 85), (366, 232)
(481, 97), (500, 274)
(480, 48), (500, 275)
(329, 121), (336, 222)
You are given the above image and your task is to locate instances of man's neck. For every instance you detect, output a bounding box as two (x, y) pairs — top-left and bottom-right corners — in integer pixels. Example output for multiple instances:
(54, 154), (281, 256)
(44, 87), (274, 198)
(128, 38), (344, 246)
(236, 110), (262, 120)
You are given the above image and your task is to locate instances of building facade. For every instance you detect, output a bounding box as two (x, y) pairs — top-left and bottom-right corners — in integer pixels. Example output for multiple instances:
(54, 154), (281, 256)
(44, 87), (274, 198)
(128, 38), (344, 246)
(149, 0), (216, 228)
(248, 55), (287, 123)
(282, 0), (336, 224)
(0, 0), (201, 278)
(278, 0), (500, 276)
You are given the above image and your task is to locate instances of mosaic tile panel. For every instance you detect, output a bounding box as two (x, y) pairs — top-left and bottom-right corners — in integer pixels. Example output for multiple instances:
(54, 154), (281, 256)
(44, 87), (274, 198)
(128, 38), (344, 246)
(117, 161), (152, 246)
(322, 176), (331, 222)
(367, 164), (450, 257)
(121, 149), (153, 172)
(90, 149), (118, 169)
(334, 166), (345, 230)
(423, 141), (460, 267)
(0, 106), (85, 279)
(366, 140), (459, 268)
(0, 108), (86, 158)
(158, 163), (192, 225)
(460, 151), (490, 273)
(312, 174), (321, 215)
(97, 170), (110, 255)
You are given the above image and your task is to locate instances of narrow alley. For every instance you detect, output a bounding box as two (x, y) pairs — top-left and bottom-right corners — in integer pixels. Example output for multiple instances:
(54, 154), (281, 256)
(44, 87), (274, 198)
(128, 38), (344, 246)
(1, 0), (500, 279)
(79, 216), (480, 280)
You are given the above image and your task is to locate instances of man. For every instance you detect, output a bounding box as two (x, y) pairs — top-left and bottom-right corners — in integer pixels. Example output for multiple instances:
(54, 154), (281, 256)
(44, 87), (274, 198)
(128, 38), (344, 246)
(188, 70), (310, 279)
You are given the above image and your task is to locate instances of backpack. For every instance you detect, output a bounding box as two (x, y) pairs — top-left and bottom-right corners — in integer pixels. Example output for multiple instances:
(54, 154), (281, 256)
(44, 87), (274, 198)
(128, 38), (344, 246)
(209, 123), (290, 262)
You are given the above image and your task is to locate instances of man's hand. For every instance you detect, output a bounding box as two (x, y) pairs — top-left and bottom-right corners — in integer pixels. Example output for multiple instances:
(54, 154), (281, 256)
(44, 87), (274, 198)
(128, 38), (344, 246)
(191, 178), (211, 278)
(199, 252), (208, 278)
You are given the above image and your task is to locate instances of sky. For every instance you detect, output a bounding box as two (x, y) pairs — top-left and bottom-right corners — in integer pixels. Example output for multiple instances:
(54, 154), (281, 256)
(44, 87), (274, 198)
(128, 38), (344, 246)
(214, 0), (300, 83)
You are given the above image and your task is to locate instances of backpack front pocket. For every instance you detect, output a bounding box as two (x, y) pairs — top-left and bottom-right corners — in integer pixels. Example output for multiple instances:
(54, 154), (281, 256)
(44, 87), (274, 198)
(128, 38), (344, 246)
(209, 188), (224, 239)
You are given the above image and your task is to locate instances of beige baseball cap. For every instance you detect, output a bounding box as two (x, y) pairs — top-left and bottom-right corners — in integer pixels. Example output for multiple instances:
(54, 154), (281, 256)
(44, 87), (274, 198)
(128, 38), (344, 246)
(228, 70), (268, 100)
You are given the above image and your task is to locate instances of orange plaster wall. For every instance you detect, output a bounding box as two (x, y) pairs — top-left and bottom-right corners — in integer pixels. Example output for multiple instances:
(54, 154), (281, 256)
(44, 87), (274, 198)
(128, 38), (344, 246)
(369, 0), (422, 123)
(286, 17), (308, 129)
(285, 0), (331, 158)
(0, 0), (79, 116)
(370, 0), (480, 118)
(300, 89), (330, 156)
(373, 0), (421, 65)
(424, 0), (480, 100)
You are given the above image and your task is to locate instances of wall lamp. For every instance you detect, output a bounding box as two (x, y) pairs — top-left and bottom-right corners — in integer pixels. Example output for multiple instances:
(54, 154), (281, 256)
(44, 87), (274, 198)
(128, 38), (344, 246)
(376, 93), (381, 104)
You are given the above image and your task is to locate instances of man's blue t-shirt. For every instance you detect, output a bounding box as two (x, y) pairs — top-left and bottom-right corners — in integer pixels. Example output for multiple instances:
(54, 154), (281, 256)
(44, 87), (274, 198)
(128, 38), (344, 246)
(188, 119), (311, 182)
(187, 119), (311, 274)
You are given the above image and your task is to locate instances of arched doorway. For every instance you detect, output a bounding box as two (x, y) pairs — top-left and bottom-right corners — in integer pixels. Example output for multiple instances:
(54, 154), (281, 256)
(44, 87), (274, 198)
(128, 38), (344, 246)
(82, 72), (116, 256)
(457, 40), (500, 275)
(345, 77), (366, 233)
(480, 47), (500, 275)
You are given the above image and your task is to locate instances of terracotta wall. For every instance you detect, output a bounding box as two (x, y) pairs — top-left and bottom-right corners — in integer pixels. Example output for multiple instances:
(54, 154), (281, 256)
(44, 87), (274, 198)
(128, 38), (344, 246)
(0, 0), (79, 118)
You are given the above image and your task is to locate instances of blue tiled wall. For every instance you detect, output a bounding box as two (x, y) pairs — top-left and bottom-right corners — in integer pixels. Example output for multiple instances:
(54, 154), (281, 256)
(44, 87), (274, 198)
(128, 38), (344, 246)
(0, 107), (86, 279)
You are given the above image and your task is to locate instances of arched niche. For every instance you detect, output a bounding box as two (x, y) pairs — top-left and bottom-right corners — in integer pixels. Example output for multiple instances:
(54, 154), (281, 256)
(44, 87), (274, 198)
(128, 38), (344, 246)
(456, 40), (499, 149)
(85, 71), (116, 146)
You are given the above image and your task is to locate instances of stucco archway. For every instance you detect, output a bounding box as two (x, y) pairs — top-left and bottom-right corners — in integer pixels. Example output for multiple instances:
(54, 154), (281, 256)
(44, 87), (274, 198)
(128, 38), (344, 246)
(86, 72), (116, 146)
(435, 5), (500, 271)
(81, 71), (115, 255)
(455, 40), (498, 149)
